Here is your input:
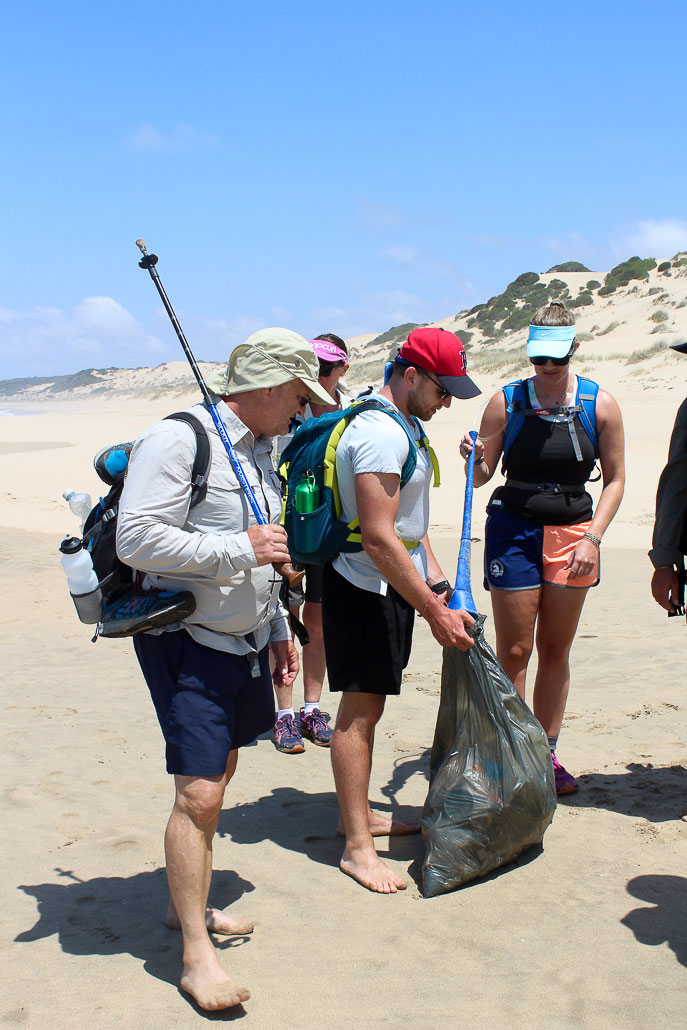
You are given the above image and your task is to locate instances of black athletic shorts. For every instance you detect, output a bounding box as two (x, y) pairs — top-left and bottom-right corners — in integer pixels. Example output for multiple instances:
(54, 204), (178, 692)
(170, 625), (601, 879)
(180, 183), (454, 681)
(322, 564), (415, 696)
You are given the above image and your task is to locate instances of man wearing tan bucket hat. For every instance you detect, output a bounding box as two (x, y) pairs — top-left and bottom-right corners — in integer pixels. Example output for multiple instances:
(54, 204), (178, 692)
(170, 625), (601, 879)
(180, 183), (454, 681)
(117, 327), (331, 1012)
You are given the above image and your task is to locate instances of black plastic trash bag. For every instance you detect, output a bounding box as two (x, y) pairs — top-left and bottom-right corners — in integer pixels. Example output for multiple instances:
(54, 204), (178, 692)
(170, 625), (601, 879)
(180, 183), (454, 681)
(422, 616), (557, 898)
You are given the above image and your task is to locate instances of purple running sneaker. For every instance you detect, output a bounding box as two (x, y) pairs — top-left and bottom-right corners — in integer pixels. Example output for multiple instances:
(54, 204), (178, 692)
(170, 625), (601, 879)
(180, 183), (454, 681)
(299, 708), (333, 747)
(551, 751), (578, 796)
(272, 714), (305, 754)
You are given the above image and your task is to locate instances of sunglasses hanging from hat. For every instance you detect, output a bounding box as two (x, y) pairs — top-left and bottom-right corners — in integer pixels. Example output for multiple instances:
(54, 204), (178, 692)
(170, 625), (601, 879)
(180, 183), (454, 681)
(135, 239), (304, 588)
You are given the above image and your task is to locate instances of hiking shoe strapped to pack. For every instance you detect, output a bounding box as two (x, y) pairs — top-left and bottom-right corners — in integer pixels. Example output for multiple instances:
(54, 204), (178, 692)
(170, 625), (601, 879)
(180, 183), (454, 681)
(272, 713), (305, 754)
(94, 442), (134, 486)
(299, 707), (333, 747)
(100, 589), (196, 638)
(551, 751), (579, 796)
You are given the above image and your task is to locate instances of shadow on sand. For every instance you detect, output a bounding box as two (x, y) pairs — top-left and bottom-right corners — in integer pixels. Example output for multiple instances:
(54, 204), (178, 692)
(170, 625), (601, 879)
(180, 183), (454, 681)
(16, 867), (253, 1021)
(562, 762), (687, 821)
(622, 875), (687, 968)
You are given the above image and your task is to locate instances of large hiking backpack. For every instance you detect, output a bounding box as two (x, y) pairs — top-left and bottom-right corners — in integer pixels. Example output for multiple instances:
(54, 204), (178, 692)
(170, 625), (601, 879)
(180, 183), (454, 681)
(502, 375), (600, 467)
(82, 412), (211, 604)
(279, 397), (439, 565)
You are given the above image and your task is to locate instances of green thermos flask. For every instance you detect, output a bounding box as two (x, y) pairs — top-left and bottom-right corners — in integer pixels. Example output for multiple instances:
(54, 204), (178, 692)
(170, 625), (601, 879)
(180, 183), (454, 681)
(294, 469), (320, 513)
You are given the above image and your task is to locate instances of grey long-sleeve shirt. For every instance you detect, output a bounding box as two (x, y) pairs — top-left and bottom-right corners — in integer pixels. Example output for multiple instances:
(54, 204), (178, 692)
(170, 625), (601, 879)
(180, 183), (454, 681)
(649, 397), (687, 569)
(116, 399), (290, 655)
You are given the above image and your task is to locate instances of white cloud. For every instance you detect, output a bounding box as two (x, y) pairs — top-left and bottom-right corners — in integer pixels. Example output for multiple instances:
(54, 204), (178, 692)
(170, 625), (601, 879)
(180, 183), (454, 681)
(541, 230), (594, 263)
(381, 244), (417, 264)
(612, 218), (687, 260)
(124, 123), (218, 154)
(303, 289), (425, 341)
(358, 200), (405, 229)
(0, 297), (166, 378)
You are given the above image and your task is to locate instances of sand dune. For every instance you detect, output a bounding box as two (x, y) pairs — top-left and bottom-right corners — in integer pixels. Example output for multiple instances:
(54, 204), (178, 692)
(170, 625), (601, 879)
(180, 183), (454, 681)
(2, 272), (687, 1027)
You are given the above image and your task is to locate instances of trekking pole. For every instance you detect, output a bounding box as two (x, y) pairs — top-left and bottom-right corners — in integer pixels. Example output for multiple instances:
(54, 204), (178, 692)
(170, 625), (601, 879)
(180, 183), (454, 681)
(449, 430), (478, 616)
(135, 239), (304, 588)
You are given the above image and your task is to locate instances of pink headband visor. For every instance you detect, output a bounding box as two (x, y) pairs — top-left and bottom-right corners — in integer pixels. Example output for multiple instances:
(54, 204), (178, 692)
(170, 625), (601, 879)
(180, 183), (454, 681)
(310, 339), (348, 364)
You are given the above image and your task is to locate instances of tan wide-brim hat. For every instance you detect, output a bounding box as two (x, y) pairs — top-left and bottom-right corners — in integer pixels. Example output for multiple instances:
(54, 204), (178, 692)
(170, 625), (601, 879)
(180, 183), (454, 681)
(205, 327), (333, 405)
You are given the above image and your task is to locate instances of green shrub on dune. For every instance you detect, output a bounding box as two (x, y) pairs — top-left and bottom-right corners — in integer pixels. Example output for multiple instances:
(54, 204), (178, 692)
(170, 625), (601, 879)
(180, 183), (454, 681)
(602, 256), (657, 292)
(545, 261), (591, 273)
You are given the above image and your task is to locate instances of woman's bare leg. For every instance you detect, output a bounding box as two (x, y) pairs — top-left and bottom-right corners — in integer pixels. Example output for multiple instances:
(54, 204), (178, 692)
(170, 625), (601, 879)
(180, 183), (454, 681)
(489, 587), (541, 698)
(532, 584), (589, 737)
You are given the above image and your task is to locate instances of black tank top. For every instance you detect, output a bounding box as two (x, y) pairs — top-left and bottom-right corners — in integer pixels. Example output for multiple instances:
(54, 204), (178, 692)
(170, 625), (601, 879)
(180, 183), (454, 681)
(489, 382), (596, 524)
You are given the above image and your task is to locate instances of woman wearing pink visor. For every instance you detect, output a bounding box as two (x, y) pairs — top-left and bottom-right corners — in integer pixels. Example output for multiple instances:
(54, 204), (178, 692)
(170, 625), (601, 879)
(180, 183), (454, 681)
(272, 334), (350, 755)
(460, 302), (625, 795)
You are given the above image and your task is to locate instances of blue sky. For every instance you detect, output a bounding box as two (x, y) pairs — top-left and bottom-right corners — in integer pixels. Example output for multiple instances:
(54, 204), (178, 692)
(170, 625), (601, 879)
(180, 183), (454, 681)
(1, 0), (686, 378)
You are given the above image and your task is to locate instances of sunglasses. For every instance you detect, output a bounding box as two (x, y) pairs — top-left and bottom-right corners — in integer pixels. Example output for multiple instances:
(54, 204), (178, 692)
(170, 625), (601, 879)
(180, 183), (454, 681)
(318, 359), (346, 377)
(417, 366), (451, 401)
(530, 345), (575, 367)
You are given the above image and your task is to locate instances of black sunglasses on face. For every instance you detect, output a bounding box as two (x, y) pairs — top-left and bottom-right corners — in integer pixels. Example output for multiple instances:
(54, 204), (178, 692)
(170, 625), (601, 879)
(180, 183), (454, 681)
(530, 345), (575, 367)
(417, 366), (451, 400)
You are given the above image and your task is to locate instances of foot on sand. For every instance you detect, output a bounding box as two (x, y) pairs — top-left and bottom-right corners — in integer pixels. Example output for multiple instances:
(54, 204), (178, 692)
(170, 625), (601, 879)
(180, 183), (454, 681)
(180, 967), (251, 1012)
(166, 905), (254, 936)
(337, 810), (421, 838)
(340, 849), (407, 894)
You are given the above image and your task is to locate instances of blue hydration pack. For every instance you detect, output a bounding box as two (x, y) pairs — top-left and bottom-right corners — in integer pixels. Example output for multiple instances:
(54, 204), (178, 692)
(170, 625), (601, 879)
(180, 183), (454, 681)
(279, 397), (439, 565)
(502, 376), (600, 464)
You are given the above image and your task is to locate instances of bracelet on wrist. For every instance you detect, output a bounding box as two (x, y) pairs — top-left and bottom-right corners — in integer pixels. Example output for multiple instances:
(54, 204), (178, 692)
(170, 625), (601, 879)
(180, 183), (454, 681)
(430, 579), (451, 595)
(419, 592), (436, 618)
(582, 531), (601, 548)
(474, 454), (485, 466)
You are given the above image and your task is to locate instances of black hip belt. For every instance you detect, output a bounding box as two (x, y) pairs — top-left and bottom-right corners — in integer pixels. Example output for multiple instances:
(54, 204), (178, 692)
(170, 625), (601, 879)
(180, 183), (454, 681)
(505, 478), (587, 495)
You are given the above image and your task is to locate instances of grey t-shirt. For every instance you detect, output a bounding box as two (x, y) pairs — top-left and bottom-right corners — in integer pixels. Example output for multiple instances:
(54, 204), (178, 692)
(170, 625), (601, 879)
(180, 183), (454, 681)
(332, 393), (431, 595)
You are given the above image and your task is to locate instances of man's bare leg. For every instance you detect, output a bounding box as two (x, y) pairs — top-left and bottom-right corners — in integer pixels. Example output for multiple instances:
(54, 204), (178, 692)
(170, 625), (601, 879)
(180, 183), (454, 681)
(166, 751), (251, 1011)
(165, 903), (254, 936)
(336, 808), (421, 837)
(302, 601), (326, 703)
(331, 692), (407, 893)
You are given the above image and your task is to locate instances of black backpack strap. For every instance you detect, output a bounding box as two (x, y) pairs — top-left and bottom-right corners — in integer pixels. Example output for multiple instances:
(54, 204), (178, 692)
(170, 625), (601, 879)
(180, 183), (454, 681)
(164, 412), (212, 508)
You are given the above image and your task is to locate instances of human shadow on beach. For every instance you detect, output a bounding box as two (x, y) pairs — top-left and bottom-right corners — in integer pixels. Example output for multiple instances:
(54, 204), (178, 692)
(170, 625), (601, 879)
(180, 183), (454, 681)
(621, 875), (687, 968)
(16, 867), (254, 1021)
(562, 762), (687, 822)
(217, 750), (431, 870)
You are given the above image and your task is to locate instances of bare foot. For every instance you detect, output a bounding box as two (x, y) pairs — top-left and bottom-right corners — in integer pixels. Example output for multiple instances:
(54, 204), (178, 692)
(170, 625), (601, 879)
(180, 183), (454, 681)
(337, 810), (421, 838)
(180, 966), (250, 1012)
(166, 905), (254, 936)
(339, 847), (407, 894)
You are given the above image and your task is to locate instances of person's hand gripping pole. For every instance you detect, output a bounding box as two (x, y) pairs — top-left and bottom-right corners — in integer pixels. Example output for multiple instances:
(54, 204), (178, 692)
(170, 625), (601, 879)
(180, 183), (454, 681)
(135, 239), (304, 588)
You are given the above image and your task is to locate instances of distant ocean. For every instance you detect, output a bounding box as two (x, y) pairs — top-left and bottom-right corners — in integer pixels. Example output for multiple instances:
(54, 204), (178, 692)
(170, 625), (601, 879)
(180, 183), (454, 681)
(0, 409), (37, 416)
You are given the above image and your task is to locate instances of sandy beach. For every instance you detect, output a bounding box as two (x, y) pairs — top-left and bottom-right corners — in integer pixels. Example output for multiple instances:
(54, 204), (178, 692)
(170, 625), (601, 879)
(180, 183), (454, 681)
(2, 356), (686, 1029)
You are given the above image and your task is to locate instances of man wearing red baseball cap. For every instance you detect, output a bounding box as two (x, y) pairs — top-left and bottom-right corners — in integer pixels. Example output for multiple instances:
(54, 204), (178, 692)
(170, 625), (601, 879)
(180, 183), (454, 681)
(393, 327), (481, 400)
(322, 326), (480, 894)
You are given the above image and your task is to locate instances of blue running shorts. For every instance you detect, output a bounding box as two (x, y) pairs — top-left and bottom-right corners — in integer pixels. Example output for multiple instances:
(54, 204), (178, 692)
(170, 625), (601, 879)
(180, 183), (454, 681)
(484, 504), (600, 592)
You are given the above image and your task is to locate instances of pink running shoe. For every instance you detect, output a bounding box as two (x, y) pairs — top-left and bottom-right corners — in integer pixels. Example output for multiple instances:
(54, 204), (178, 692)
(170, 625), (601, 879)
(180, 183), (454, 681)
(551, 751), (578, 796)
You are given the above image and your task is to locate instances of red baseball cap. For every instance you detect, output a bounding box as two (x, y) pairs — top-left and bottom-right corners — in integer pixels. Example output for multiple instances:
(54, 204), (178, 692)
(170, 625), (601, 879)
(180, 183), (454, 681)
(398, 327), (481, 399)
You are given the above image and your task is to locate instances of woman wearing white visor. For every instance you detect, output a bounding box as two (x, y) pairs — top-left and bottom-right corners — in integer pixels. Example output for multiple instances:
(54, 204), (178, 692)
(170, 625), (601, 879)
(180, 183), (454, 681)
(460, 302), (625, 795)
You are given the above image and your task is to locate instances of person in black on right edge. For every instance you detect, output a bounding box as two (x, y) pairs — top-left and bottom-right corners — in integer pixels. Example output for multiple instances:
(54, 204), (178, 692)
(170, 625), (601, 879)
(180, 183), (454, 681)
(649, 341), (687, 622)
(460, 302), (625, 796)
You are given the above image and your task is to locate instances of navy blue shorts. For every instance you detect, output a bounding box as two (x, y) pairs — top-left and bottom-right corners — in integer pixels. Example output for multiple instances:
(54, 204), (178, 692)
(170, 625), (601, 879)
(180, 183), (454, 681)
(484, 504), (600, 592)
(133, 630), (275, 776)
